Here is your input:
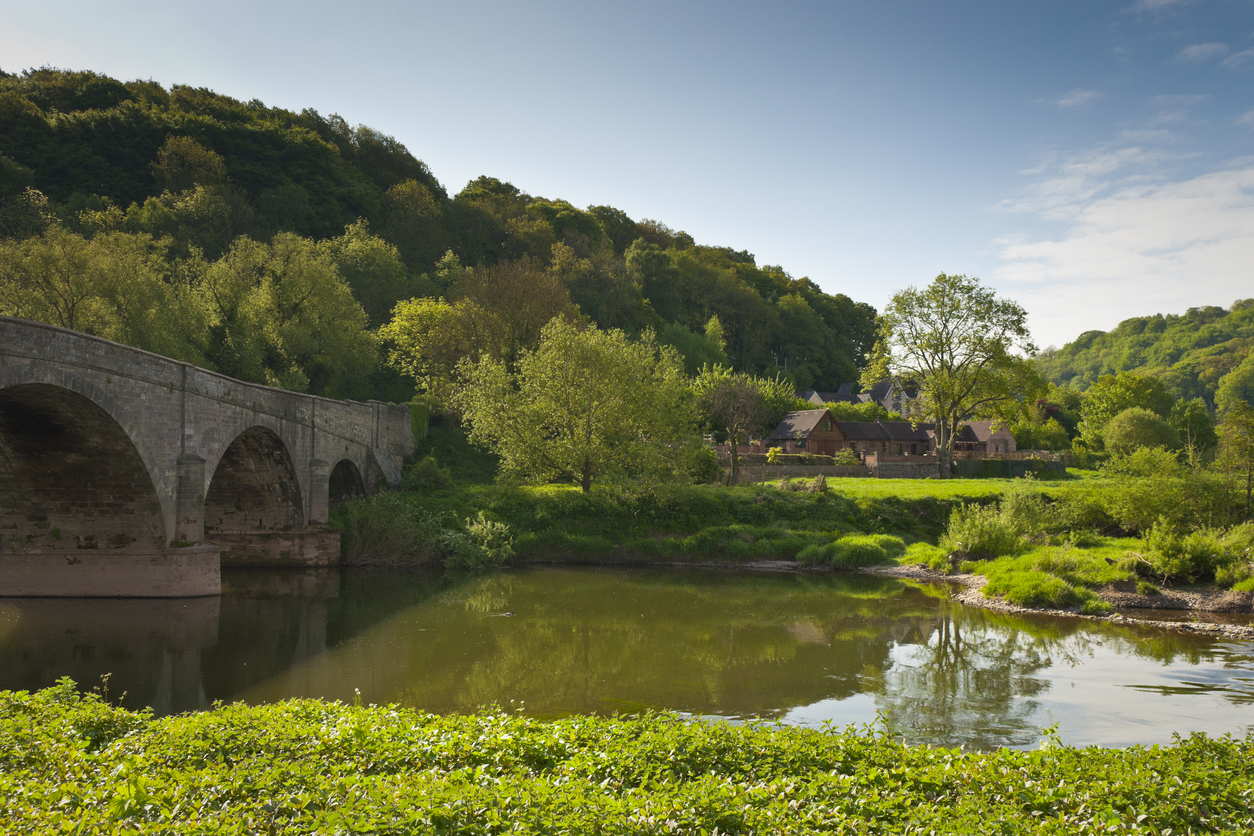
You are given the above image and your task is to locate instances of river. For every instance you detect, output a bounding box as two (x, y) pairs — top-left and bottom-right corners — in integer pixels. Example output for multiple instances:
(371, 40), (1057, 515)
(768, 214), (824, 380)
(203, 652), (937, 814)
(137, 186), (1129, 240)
(1, 566), (1251, 749)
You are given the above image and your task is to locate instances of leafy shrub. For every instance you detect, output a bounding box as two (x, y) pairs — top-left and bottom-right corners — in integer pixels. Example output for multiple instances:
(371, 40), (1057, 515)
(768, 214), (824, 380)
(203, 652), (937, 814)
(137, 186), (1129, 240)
(686, 446), (721, 484)
(1096, 471), (1232, 534)
(765, 446), (781, 464)
(939, 503), (1022, 559)
(998, 478), (1052, 537)
(831, 449), (862, 466)
(1143, 521), (1219, 583)
(401, 454), (452, 491)
(1103, 409), (1179, 456)
(443, 511), (514, 570)
(335, 494), (441, 566)
(1103, 446), (1183, 478)
(805, 475), (828, 494)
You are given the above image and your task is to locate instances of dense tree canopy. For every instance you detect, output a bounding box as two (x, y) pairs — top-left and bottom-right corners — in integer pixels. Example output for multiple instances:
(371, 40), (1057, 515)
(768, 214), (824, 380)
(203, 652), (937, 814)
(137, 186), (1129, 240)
(1, 67), (880, 403)
(1038, 299), (1254, 406)
(454, 319), (698, 492)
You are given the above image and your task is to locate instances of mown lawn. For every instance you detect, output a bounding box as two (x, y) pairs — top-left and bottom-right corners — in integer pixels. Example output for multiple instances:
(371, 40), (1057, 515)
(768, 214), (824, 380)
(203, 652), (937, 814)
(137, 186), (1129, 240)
(4, 682), (1252, 834)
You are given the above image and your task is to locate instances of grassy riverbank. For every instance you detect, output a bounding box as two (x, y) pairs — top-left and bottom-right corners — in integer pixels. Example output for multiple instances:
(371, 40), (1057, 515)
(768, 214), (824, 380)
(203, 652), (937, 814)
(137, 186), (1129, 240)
(3, 681), (1252, 834)
(333, 479), (1006, 566)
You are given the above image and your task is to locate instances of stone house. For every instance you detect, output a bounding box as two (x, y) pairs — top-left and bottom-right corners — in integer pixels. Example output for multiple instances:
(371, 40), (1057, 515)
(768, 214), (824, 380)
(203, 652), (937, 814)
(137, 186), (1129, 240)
(767, 411), (935, 457)
(953, 420), (1017, 455)
(766, 409), (844, 456)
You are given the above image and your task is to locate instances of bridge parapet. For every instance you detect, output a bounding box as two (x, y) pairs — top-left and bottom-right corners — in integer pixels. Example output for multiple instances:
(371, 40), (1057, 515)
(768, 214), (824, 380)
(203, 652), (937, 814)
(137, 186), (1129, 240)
(0, 316), (415, 596)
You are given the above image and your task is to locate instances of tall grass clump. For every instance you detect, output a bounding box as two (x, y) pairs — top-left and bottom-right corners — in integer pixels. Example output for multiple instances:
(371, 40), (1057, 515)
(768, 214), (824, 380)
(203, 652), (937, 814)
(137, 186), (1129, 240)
(335, 494), (442, 566)
(799, 534), (905, 569)
(938, 503), (1023, 560)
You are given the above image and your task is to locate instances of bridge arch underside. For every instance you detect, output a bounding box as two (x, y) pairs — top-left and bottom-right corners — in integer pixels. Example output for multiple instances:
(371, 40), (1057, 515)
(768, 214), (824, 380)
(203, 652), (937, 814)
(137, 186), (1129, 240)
(205, 427), (304, 538)
(204, 426), (340, 566)
(0, 383), (165, 554)
(328, 459), (365, 507)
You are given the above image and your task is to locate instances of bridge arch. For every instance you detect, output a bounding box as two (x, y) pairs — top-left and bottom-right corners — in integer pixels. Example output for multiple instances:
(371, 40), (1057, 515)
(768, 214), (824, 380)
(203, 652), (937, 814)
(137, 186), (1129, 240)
(0, 382), (167, 552)
(203, 426), (304, 538)
(328, 458), (365, 507)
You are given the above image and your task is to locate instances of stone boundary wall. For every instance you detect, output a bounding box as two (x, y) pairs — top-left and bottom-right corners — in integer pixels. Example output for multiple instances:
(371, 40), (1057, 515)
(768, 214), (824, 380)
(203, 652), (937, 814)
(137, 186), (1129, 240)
(871, 461), (942, 479)
(735, 465), (868, 481)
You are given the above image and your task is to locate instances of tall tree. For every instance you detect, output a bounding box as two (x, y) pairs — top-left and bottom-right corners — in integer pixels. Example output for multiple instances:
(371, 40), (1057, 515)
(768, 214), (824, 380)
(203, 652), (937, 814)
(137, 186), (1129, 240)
(867, 274), (1037, 476)
(1219, 402), (1254, 520)
(1079, 371), (1174, 449)
(455, 319), (697, 492)
(692, 365), (796, 483)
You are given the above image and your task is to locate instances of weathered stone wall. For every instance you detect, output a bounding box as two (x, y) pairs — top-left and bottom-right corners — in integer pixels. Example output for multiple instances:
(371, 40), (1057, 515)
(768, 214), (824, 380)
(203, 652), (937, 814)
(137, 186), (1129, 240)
(735, 465), (869, 481)
(870, 461), (942, 479)
(0, 316), (414, 595)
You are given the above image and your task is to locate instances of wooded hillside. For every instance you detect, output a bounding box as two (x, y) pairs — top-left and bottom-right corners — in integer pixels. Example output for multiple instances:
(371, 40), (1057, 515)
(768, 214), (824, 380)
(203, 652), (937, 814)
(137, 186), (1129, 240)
(0, 67), (876, 400)
(1038, 300), (1254, 406)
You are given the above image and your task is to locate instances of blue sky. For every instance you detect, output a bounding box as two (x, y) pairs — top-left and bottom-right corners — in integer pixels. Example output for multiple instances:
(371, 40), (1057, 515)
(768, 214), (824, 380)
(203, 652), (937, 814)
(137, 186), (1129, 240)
(3, 0), (1253, 348)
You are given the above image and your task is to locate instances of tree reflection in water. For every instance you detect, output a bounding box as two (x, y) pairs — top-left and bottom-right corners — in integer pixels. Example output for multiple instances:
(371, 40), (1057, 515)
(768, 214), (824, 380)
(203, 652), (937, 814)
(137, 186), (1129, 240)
(2, 566), (1250, 748)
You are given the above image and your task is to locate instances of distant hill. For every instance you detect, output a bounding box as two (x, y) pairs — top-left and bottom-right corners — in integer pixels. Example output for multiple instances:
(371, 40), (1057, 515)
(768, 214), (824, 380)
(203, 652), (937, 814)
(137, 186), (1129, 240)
(0, 67), (877, 392)
(1038, 300), (1254, 405)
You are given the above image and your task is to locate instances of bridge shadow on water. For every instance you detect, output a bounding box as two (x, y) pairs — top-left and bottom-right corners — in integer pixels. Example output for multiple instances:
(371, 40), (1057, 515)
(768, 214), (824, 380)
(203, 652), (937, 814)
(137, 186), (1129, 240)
(0, 567), (459, 714)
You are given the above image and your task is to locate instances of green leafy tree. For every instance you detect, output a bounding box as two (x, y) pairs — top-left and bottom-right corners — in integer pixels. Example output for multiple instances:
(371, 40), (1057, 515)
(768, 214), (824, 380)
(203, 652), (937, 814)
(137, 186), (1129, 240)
(150, 135), (227, 193)
(1102, 407), (1179, 456)
(822, 401), (901, 423)
(378, 296), (469, 398)
(692, 365), (795, 482)
(1079, 372), (1174, 449)
(866, 273), (1036, 476)
(0, 225), (204, 362)
(1216, 353), (1254, 414)
(192, 233), (375, 397)
(1219, 402), (1254, 519)
(383, 179), (447, 269)
(320, 219), (411, 326)
(454, 319), (697, 492)
(1169, 397), (1218, 465)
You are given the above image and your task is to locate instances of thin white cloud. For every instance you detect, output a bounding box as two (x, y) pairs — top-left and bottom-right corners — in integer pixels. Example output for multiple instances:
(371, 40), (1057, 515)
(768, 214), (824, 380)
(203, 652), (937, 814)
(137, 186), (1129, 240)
(995, 146), (1170, 219)
(1238, 110), (1254, 126)
(1221, 49), (1254, 69)
(1057, 89), (1104, 108)
(1175, 42), (1230, 63)
(995, 163), (1254, 346)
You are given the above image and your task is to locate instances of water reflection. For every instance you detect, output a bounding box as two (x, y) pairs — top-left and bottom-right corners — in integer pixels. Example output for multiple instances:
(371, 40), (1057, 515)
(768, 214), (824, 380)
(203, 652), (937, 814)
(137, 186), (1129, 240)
(0, 566), (1251, 748)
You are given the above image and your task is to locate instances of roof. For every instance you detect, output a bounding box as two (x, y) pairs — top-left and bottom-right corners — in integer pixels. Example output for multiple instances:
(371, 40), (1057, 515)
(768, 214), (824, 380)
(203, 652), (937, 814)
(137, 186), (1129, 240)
(768, 409), (833, 440)
(864, 378), (920, 401)
(959, 420), (1011, 442)
(834, 421), (889, 441)
(836, 382), (856, 396)
(817, 392), (862, 405)
(879, 421), (933, 442)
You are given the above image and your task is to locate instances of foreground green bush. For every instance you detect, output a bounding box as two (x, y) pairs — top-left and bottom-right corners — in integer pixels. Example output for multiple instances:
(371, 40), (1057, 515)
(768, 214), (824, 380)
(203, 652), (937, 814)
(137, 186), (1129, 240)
(3, 682), (1254, 834)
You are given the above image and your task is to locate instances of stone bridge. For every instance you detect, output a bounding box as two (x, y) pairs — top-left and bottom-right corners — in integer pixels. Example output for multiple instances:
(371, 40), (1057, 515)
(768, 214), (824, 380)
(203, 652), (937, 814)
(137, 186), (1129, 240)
(0, 316), (414, 597)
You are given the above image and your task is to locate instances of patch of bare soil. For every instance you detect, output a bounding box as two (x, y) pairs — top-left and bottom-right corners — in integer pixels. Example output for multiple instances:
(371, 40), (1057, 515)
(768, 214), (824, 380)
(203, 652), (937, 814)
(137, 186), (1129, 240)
(864, 564), (1254, 642)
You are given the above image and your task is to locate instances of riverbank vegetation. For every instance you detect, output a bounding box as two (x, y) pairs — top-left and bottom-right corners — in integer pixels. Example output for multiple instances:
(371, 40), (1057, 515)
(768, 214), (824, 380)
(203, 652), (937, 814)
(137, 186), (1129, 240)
(4, 680), (1253, 834)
